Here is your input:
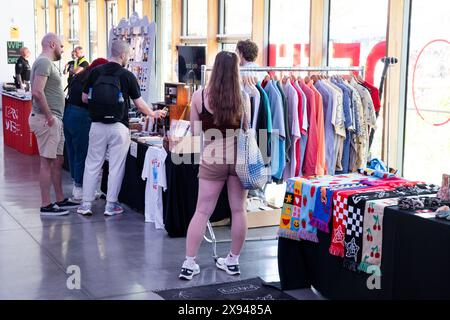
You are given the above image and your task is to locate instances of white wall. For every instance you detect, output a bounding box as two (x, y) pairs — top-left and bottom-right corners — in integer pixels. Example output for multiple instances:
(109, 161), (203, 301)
(0, 0), (36, 84)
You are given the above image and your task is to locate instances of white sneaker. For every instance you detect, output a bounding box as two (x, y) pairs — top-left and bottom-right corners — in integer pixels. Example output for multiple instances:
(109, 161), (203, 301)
(179, 261), (200, 281)
(216, 257), (241, 276)
(71, 186), (83, 203)
(104, 203), (124, 216)
(77, 203), (93, 216)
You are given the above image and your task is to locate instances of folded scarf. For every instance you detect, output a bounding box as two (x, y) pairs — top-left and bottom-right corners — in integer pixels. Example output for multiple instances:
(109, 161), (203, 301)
(329, 186), (394, 258)
(358, 198), (399, 274)
(358, 168), (396, 179)
(279, 178), (304, 240)
(311, 183), (366, 233)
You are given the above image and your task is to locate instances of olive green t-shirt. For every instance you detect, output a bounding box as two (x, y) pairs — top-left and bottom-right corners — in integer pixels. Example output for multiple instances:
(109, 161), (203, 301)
(31, 56), (65, 119)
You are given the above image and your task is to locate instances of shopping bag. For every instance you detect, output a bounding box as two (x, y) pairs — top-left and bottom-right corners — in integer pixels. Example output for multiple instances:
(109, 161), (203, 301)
(235, 109), (268, 190)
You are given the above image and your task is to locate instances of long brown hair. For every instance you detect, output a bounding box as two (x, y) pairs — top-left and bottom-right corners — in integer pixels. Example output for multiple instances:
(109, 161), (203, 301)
(207, 51), (243, 126)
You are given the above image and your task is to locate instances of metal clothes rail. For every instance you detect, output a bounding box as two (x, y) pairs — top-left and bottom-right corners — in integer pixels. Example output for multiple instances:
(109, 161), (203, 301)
(201, 65), (365, 88)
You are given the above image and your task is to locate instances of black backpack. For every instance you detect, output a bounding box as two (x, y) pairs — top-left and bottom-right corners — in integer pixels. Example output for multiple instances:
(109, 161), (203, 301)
(88, 68), (127, 123)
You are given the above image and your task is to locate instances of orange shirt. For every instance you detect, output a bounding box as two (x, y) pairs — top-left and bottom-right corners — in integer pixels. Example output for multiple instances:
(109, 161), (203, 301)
(308, 81), (326, 176)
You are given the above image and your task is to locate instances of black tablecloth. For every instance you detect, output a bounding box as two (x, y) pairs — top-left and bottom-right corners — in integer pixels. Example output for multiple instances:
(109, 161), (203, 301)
(101, 141), (231, 237)
(278, 206), (450, 300)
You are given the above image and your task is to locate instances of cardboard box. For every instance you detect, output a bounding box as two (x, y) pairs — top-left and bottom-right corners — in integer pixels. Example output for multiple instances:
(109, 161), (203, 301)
(246, 206), (281, 229)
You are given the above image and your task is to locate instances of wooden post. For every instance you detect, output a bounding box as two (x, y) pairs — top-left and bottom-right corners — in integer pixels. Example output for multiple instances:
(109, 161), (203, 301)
(309, 0), (327, 67)
(383, 0), (409, 172)
(252, 0), (266, 66)
(96, 0), (107, 58)
(171, 0), (182, 81)
(206, 0), (219, 66)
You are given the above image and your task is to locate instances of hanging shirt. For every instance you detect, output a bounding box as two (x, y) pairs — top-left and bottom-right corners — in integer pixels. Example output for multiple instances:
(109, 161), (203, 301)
(354, 82), (377, 131)
(299, 80), (317, 177)
(264, 80), (286, 181)
(315, 80), (335, 175)
(350, 78), (370, 170)
(362, 81), (381, 113)
(283, 80), (301, 179)
(324, 80), (345, 174)
(244, 83), (261, 129)
(256, 82), (272, 167)
(142, 146), (168, 229)
(276, 81), (291, 166)
(308, 81), (326, 176)
(292, 80), (305, 176)
(297, 82), (309, 175)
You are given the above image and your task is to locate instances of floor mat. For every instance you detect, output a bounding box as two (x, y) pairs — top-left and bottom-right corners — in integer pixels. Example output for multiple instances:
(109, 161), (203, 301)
(154, 277), (296, 300)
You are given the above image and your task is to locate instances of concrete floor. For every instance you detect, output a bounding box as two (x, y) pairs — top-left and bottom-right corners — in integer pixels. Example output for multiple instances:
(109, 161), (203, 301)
(0, 115), (322, 300)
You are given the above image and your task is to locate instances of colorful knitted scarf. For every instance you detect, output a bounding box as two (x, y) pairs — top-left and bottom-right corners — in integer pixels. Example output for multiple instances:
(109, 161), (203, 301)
(279, 178), (319, 242)
(329, 186), (394, 258)
(311, 184), (366, 233)
(358, 198), (398, 274)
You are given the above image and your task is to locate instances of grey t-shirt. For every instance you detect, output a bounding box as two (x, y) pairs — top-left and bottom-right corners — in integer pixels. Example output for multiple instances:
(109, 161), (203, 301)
(31, 56), (65, 119)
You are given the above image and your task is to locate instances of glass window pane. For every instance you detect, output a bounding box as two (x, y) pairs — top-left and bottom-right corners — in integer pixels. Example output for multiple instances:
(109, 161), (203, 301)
(186, 0), (207, 37)
(268, 0), (310, 67)
(403, 0), (450, 184)
(44, 0), (49, 34)
(106, 0), (118, 43)
(88, 1), (97, 61)
(56, 1), (63, 36)
(329, 0), (388, 160)
(134, 0), (143, 16)
(224, 0), (252, 35)
(70, 0), (80, 42)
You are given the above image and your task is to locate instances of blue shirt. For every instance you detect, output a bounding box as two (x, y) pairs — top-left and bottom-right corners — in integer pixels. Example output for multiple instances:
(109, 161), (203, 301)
(264, 81), (286, 180)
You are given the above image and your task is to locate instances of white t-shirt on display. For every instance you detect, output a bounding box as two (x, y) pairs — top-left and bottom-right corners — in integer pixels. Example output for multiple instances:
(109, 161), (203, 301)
(142, 146), (168, 229)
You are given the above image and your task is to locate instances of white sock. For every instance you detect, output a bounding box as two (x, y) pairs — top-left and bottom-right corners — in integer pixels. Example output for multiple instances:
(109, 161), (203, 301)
(226, 253), (240, 265)
(185, 256), (196, 268)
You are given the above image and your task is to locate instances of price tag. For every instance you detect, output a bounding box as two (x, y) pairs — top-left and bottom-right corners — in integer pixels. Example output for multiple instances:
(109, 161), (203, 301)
(130, 141), (138, 158)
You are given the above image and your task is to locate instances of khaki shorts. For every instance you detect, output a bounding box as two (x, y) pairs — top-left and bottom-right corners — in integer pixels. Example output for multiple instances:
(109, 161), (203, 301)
(199, 136), (237, 181)
(29, 113), (65, 159)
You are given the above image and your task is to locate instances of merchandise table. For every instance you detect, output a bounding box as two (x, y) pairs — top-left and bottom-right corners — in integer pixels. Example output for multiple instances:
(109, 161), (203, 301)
(101, 140), (231, 237)
(1, 92), (38, 155)
(278, 178), (450, 299)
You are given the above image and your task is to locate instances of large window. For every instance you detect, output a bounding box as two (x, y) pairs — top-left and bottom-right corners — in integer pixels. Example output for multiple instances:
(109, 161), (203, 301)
(183, 0), (207, 38)
(43, 0), (50, 34)
(55, 0), (63, 36)
(403, 0), (450, 184)
(69, 0), (80, 42)
(106, 0), (118, 43)
(222, 0), (252, 36)
(217, 0), (252, 50)
(329, 0), (389, 160)
(128, 0), (143, 17)
(268, 0), (311, 67)
(87, 0), (97, 61)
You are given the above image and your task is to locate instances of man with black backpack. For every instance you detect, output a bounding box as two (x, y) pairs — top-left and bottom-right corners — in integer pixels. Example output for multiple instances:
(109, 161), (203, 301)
(77, 39), (167, 216)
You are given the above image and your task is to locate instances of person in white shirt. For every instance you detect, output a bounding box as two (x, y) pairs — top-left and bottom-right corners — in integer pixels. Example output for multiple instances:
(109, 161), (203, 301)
(236, 39), (268, 83)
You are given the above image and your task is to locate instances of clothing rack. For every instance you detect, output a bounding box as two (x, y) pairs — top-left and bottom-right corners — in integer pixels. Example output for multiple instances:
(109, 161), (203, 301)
(201, 64), (366, 262)
(201, 65), (365, 88)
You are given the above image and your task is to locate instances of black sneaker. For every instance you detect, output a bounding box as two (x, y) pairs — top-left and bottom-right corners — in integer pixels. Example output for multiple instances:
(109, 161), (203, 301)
(40, 203), (69, 216)
(55, 198), (80, 209)
(179, 261), (200, 281)
(216, 257), (241, 275)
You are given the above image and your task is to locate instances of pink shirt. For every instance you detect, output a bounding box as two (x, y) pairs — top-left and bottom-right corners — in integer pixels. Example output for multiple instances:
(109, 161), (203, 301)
(308, 81), (326, 176)
(299, 80), (318, 177)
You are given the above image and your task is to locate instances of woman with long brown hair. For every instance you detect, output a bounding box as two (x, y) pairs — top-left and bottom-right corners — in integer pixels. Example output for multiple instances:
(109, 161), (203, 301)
(179, 51), (251, 280)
